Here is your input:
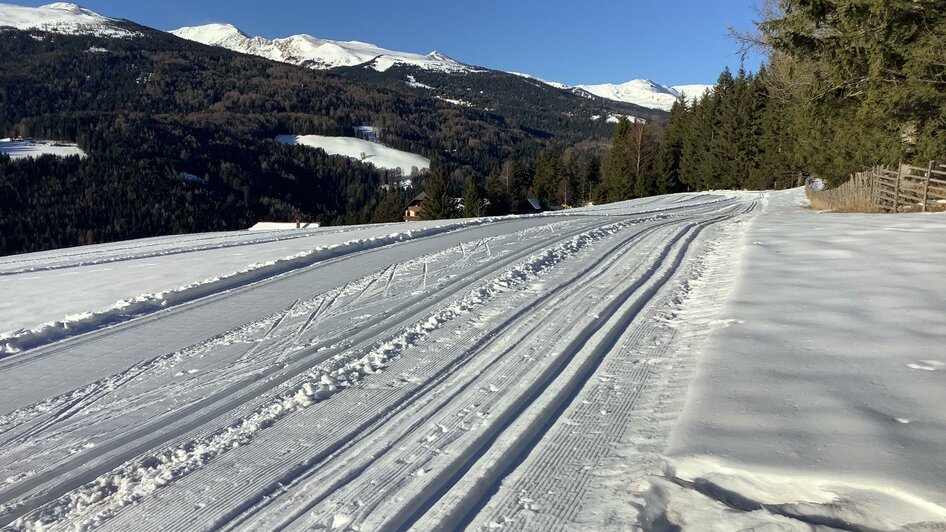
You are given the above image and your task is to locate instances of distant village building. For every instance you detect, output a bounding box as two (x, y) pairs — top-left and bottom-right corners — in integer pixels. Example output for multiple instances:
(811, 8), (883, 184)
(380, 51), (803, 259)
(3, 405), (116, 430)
(404, 192), (428, 221)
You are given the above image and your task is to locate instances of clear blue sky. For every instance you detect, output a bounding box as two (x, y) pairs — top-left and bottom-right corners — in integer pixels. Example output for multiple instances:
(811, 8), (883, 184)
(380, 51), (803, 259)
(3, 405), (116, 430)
(20, 0), (765, 86)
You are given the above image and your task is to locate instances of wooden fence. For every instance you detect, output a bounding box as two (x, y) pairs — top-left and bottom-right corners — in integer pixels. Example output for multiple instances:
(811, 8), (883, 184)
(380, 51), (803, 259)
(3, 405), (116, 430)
(806, 162), (946, 213)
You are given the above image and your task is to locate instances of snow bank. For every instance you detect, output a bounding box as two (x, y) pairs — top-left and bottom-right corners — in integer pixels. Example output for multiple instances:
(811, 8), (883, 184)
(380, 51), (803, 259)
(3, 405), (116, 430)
(0, 216), (505, 354)
(276, 134), (430, 175)
(0, 139), (86, 160)
(655, 189), (946, 529)
(0, 2), (138, 38)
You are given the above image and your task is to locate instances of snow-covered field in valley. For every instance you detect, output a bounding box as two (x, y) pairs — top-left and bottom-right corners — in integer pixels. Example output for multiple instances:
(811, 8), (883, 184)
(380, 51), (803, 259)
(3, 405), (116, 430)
(276, 134), (430, 178)
(0, 139), (86, 160)
(0, 190), (943, 531)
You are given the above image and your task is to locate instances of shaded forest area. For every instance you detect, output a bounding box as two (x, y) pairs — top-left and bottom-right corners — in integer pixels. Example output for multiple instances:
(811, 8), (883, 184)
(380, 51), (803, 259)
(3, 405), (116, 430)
(0, 22), (643, 255)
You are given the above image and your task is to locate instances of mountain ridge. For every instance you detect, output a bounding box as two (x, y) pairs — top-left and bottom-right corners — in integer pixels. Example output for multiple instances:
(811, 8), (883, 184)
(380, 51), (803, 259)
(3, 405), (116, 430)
(0, 2), (138, 37)
(170, 22), (710, 112)
(169, 22), (475, 73)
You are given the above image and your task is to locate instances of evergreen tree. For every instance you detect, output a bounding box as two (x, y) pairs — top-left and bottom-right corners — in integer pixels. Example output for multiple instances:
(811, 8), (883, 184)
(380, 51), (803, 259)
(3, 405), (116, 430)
(529, 147), (562, 205)
(462, 176), (483, 217)
(655, 98), (687, 194)
(603, 117), (633, 201)
(371, 189), (407, 223)
(421, 165), (456, 220)
(484, 170), (511, 215)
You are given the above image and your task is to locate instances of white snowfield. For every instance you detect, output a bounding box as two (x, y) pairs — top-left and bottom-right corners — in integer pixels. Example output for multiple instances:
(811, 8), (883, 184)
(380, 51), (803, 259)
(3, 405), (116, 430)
(0, 2), (137, 38)
(577, 79), (714, 111)
(170, 23), (473, 73)
(0, 190), (943, 531)
(652, 190), (946, 530)
(0, 139), (86, 160)
(0, 138), (86, 160)
(276, 134), (430, 176)
(509, 72), (712, 112)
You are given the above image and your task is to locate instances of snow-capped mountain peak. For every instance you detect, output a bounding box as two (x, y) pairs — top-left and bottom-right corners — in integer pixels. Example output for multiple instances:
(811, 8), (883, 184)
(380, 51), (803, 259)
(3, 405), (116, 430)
(509, 73), (713, 112)
(577, 79), (713, 111)
(40, 2), (93, 15)
(0, 2), (138, 37)
(170, 23), (476, 73)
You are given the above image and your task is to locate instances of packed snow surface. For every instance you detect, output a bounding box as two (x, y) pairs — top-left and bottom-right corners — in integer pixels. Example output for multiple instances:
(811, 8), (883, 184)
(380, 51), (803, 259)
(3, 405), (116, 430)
(0, 190), (942, 531)
(651, 189), (946, 529)
(0, 2), (137, 38)
(170, 23), (472, 73)
(276, 134), (430, 175)
(0, 138), (86, 160)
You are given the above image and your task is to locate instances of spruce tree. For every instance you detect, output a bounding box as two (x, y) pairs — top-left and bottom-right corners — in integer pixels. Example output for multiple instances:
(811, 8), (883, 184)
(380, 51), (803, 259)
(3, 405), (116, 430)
(421, 165), (456, 220)
(603, 117), (633, 201)
(462, 176), (483, 217)
(655, 98), (687, 194)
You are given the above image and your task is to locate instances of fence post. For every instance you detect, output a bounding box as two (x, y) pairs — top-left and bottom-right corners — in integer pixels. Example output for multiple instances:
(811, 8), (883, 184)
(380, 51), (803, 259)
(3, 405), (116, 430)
(893, 162), (903, 213)
(921, 160), (934, 213)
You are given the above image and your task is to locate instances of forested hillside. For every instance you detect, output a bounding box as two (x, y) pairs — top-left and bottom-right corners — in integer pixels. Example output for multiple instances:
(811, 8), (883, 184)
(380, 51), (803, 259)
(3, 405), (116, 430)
(0, 21), (646, 255)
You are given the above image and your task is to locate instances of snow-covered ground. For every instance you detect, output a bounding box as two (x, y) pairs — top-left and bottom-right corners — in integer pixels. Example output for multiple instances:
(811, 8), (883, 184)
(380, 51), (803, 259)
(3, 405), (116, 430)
(276, 134), (430, 177)
(0, 2), (137, 38)
(0, 139), (86, 160)
(649, 189), (946, 529)
(0, 190), (942, 531)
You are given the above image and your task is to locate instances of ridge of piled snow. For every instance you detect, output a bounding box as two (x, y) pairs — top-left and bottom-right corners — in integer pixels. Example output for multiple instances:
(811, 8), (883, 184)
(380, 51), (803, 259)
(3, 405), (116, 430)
(0, 2), (138, 38)
(170, 23), (475, 73)
(276, 134), (429, 176)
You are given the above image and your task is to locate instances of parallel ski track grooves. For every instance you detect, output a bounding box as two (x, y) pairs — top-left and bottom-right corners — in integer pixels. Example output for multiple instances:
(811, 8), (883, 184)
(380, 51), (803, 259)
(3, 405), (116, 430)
(0, 214), (639, 527)
(398, 204), (752, 532)
(0, 216), (567, 371)
(476, 203), (757, 531)
(0, 198), (722, 279)
(210, 213), (688, 532)
(214, 205), (744, 532)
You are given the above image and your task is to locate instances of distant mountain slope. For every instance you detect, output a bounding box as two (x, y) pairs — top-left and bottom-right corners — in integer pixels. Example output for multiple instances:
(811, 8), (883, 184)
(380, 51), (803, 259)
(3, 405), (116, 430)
(0, 2), (138, 37)
(169, 23), (708, 113)
(170, 23), (474, 73)
(577, 80), (714, 111)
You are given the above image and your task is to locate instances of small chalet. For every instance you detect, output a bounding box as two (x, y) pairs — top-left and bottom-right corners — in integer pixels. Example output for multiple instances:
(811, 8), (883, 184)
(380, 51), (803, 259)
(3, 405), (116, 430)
(404, 192), (428, 221)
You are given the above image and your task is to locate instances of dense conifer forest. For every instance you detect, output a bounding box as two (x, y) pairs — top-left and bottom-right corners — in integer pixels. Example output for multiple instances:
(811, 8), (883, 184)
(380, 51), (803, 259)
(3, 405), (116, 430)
(0, 23), (646, 255)
(600, 0), (946, 202)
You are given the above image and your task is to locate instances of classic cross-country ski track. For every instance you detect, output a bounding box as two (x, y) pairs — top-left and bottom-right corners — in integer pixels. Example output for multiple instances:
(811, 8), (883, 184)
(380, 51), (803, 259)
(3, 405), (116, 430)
(0, 193), (760, 531)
